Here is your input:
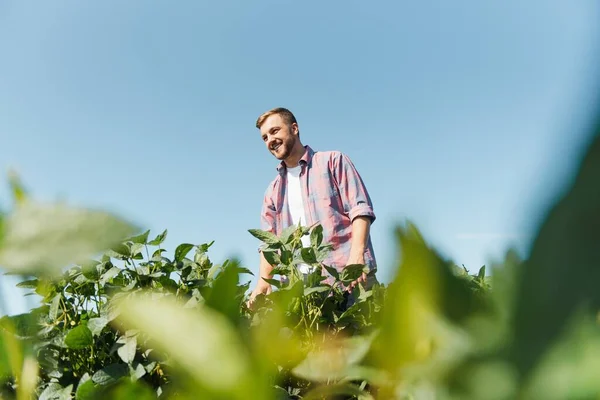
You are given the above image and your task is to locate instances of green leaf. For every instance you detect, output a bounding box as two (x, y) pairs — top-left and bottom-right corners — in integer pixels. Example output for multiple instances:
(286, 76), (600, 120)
(303, 383), (375, 400)
(304, 286), (331, 296)
(75, 379), (99, 400)
(204, 260), (243, 325)
(340, 264), (367, 283)
(126, 229), (150, 244)
(248, 229), (280, 245)
(117, 332), (138, 364)
(323, 264), (340, 281)
(16, 279), (38, 289)
(300, 248), (317, 264)
(281, 249), (293, 265)
(49, 293), (61, 321)
(263, 250), (280, 266)
(99, 266), (121, 285)
(310, 224), (324, 248)
(87, 317), (109, 336)
(65, 325), (93, 349)
(0, 202), (138, 276)
(263, 278), (282, 289)
(114, 293), (266, 399)
(39, 383), (74, 400)
(279, 225), (297, 244)
(174, 243), (194, 262)
(92, 364), (129, 386)
(510, 120), (600, 381)
(148, 229), (167, 246)
(293, 334), (376, 383)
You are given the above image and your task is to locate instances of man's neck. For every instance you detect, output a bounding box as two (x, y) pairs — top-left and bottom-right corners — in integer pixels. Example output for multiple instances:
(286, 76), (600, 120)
(284, 144), (306, 168)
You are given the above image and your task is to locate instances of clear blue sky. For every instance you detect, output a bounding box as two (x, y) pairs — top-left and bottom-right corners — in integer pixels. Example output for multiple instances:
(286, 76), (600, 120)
(1, 0), (599, 315)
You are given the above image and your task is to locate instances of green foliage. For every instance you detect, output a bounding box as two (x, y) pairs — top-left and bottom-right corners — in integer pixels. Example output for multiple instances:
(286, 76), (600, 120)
(0, 102), (598, 399)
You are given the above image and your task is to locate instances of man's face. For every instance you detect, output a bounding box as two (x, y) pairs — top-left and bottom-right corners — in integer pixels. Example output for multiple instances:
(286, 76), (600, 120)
(259, 114), (298, 161)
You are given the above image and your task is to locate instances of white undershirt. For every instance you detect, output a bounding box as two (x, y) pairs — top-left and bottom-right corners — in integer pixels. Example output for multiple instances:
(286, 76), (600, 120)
(286, 165), (313, 274)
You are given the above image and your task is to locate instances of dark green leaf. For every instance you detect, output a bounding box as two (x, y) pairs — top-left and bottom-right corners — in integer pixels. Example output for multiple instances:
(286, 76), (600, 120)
(263, 278), (282, 289)
(310, 224), (324, 248)
(92, 364), (129, 385)
(204, 260), (243, 324)
(300, 248), (317, 264)
(323, 264), (340, 281)
(248, 228), (280, 245)
(174, 243), (194, 262)
(281, 249), (293, 265)
(263, 250), (280, 266)
(65, 325), (93, 349)
(148, 229), (167, 246)
(340, 264), (367, 283)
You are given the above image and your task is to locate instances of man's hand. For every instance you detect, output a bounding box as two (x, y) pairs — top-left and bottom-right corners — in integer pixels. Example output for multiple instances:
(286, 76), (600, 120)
(345, 254), (367, 293)
(247, 279), (272, 309)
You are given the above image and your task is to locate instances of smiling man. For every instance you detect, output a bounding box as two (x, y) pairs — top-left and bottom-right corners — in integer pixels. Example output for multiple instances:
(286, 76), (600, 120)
(248, 107), (378, 307)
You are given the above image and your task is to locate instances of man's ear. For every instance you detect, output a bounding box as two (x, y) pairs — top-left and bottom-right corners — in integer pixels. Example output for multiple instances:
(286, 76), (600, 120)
(292, 123), (299, 136)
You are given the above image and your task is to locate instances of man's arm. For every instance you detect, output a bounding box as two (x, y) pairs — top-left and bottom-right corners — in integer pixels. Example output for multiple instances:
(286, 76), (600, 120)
(248, 186), (278, 306)
(331, 152), (375, 291)
(346, 216), (371, 291)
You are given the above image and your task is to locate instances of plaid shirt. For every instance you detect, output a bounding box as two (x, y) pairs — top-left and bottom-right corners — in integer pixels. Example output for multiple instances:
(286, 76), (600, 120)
(260, 145), (377, 276)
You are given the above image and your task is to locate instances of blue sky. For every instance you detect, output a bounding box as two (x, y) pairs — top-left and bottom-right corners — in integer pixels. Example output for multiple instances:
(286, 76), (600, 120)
(1, 0), (599, 315)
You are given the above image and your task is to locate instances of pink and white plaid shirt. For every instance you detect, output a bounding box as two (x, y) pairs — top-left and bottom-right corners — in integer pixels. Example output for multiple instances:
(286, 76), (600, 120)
(260, 145), (377, 275)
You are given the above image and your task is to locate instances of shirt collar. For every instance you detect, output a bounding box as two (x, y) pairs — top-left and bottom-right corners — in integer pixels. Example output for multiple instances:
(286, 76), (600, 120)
(276, 145), (314, 173)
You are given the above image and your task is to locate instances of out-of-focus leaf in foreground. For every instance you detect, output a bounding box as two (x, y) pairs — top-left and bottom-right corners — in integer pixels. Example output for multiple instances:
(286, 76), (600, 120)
(114, 292), (267, 400)
(510, 116), (600, 382)
(0, 201), (138, 276)
(370, 222), (472, 397)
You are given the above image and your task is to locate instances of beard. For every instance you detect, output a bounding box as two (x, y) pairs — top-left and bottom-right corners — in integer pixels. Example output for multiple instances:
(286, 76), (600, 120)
(271, 137), (295, 160)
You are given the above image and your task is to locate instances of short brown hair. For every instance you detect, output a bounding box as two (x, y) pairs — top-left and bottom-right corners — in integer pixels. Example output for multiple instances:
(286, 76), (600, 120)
(256, 107), (297, 129)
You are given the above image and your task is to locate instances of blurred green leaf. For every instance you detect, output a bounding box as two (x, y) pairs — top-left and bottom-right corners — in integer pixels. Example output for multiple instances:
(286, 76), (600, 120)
(65, 325), (93, 349)
(8, 170), (28, 206)
(39, 383), (73, 400)
(510, 124), (600, 381)
(114, 293), (265, 399)
(0, 201), (138, 276)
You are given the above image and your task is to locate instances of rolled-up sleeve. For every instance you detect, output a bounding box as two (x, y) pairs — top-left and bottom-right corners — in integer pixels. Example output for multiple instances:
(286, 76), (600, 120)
(333, 152), (376, 223)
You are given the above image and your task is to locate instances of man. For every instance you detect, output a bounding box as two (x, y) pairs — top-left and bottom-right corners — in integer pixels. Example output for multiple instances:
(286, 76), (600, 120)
(248, 107), (377, 306)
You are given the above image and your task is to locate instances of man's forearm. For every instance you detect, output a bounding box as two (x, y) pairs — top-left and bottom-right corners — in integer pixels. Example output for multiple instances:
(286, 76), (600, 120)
(349, 216), (371, 261)
(259, 250), (275, 281)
